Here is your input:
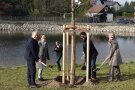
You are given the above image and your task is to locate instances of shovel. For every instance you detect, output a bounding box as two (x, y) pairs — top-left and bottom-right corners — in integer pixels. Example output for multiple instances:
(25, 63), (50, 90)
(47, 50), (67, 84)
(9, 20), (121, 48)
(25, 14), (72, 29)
(42, 62), (47, 67)
(93, 60), (106, 72)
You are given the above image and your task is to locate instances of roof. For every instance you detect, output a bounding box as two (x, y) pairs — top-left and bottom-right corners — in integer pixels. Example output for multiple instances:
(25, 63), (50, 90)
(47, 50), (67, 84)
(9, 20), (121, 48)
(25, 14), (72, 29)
(104, 1), (121, 6)
(88, 4), (107, 13)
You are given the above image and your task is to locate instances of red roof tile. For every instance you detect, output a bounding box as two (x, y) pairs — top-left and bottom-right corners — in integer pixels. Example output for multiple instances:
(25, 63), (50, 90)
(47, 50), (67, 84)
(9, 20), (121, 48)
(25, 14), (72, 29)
(88, 5), (107, 13)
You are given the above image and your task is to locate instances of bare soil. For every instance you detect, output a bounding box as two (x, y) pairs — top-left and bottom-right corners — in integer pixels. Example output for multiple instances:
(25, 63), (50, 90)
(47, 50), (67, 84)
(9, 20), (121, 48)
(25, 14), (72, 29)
(36, 76), (97, 88)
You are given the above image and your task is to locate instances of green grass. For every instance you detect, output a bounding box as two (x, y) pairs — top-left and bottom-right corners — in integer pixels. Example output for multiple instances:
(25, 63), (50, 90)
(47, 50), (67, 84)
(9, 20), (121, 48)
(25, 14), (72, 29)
(0, 63), (135, 90)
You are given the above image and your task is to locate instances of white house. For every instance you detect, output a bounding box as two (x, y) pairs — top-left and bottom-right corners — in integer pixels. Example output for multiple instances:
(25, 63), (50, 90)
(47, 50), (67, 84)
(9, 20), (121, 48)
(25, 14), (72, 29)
(103, 1), (121, 11)
(86, 4), (113, 22)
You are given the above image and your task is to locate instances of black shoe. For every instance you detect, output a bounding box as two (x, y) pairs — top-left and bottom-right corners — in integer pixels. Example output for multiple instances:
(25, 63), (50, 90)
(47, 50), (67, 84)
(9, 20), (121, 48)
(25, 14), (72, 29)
(30, 85), (38, 88)
(38, 77), (45, 81)
(115, 78), (120, 82)
(58, 68), (61, 71)
(81, 65), (86, 70)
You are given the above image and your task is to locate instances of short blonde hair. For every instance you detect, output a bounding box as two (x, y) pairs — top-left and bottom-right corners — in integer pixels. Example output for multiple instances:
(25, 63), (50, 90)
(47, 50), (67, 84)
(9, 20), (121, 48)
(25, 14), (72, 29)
(109, 33), (115, 39)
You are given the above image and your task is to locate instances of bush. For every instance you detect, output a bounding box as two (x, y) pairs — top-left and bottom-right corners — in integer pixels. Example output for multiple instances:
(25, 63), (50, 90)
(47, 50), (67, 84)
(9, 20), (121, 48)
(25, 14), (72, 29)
(122, 12), (134, 17)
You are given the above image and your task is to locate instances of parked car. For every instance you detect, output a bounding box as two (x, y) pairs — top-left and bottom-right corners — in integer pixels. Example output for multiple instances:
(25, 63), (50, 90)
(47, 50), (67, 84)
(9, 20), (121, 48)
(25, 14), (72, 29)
(125, 19), (134, 24)
(116, 18), (134, 24)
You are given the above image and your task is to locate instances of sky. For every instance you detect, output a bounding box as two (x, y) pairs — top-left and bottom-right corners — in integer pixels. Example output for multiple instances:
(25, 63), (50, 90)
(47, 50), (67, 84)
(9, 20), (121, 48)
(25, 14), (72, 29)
(114, 0), (135, 5)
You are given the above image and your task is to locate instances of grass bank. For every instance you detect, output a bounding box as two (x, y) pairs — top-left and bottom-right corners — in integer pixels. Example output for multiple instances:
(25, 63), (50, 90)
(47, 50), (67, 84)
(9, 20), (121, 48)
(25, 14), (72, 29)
(0, 62), (135, 90)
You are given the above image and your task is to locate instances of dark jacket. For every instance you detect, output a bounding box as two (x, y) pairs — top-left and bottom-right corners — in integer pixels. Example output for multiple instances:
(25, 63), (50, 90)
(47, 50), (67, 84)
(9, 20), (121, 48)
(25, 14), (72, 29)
(24, 37), (39, 62)
(83, 38), (98, 59)
(54, 44), (63, 56)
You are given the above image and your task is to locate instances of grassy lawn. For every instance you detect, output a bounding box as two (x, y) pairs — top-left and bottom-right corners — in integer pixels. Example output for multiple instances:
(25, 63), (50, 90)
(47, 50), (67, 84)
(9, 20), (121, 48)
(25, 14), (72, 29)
(0, 62), (135, 90)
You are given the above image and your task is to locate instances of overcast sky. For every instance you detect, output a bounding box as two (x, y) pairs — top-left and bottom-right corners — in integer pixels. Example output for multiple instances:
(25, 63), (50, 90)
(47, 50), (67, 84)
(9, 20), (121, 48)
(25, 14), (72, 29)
(114, 0), (135, 5)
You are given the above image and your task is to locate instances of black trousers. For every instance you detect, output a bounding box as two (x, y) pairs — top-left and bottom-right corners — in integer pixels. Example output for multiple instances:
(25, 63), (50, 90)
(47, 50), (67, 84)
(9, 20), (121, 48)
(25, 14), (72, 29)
(27, 60), (36, 85)
(109, 65), (121, 81)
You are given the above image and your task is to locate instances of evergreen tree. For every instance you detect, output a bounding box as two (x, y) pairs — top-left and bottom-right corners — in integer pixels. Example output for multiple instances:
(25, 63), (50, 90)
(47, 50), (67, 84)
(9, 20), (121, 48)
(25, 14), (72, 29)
(123, 1), (132, 13)
(130, 1), (135, 12)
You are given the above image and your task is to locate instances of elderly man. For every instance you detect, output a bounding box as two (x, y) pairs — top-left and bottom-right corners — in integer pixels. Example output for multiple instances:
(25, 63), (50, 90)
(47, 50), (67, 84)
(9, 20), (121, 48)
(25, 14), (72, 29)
(24, 31), (42, 88)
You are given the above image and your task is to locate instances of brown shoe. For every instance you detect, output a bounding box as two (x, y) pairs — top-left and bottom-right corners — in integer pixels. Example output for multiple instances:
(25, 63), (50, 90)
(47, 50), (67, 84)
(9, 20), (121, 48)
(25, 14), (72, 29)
(91, 78), (96, 81)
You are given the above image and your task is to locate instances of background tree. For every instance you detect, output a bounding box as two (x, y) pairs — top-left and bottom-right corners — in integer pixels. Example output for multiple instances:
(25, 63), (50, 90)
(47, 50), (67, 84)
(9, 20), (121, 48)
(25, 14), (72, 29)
(130, 1), (135, 12)
(0, 2), (13, 16)
(123, 1), (134, 13)
(46, 0), (71, 16)
(75, 0), (90, 18)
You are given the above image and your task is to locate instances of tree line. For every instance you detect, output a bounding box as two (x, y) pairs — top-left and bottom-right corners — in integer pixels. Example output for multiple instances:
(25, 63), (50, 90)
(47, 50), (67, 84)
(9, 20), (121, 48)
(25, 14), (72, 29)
(0, 0), (71, 16)
(0, 0), (135, 18)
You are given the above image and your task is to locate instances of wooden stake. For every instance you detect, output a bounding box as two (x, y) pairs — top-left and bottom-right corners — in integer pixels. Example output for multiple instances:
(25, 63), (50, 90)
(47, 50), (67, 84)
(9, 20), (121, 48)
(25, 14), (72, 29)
(86, 26), (90, 82)
(70, 0), (76, 85)
(70, 32), (76, 85)
(62, 25), (66, 84)
(66, 32), (70, 80)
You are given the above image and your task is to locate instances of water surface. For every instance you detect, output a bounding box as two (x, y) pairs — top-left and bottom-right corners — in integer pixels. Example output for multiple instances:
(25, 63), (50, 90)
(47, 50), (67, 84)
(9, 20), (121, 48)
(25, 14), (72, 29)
(0, 32), (135, 67)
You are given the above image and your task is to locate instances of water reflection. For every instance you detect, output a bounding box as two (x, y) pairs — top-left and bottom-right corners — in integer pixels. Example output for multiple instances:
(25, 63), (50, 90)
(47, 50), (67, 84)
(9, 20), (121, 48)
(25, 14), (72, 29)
(0, 32), (135, 67)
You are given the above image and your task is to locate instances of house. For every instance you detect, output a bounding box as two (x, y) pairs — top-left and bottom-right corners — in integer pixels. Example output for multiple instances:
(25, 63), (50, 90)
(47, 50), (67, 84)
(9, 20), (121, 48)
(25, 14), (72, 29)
(89, 0), (121, 11)
(86, 4), (113, 22)
(89, 0), (102, 6)
(103, 1), (121, 11)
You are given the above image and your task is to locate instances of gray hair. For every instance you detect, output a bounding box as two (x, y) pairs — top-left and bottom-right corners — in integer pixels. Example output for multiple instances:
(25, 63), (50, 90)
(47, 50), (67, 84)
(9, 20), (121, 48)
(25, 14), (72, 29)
(32, 31), (38, 36)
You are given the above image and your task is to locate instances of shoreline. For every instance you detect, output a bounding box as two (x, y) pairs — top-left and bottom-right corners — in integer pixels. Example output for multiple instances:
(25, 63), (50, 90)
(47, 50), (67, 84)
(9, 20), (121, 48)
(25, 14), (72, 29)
(0, 23), (135, 34)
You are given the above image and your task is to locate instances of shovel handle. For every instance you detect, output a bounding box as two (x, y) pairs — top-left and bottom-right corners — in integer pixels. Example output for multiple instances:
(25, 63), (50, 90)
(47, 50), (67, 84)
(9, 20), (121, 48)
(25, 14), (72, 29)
(42, 62), (47, 66)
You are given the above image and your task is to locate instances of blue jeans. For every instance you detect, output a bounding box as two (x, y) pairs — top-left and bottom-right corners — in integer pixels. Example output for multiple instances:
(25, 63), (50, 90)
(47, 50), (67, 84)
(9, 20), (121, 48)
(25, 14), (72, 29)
(89, 57), (96, 79)
(56, 55), (62, 69)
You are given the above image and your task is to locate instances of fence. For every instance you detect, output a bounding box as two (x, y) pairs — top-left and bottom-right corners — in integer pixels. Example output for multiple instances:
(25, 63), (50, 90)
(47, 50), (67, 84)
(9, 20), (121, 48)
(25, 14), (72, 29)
(0, 16), (90, 23)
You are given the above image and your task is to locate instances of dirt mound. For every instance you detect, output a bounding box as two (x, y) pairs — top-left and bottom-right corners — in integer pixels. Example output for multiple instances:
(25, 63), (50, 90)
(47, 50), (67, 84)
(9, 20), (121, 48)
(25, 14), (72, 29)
(36, 76), (91, 88)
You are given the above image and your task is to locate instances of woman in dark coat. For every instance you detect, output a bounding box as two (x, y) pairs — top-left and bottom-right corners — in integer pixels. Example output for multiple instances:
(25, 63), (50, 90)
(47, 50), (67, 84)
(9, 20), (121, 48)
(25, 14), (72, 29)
(36, 34), (50, 81)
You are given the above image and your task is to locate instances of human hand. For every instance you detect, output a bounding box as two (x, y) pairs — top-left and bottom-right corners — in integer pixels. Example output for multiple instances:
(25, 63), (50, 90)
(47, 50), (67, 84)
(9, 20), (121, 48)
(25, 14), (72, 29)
(55, 48), (57, 50)
(105, 57), (109, 62)
(38, 59), (42, 64)
(57, 45), (59, 48)
(83, 58), (86, 64)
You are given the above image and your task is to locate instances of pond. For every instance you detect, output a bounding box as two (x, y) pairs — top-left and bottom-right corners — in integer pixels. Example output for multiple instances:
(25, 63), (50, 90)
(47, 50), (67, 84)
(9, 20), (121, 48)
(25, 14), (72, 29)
(0, 32), (135, 67)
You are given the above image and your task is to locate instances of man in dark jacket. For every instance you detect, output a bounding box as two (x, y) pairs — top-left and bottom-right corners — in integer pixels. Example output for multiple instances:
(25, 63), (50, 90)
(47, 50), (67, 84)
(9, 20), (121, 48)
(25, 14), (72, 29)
(54, 41), (63, 71)
(24, 31), (42, 88)
(80, 32), (98, 80)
